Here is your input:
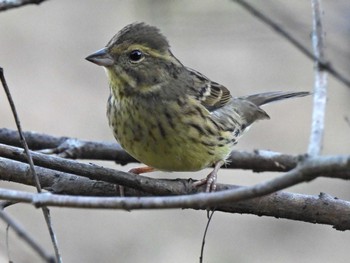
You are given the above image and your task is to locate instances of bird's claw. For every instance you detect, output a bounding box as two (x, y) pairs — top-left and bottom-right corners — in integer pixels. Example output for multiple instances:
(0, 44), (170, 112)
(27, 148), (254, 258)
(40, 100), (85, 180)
(192, 171), (217, 192)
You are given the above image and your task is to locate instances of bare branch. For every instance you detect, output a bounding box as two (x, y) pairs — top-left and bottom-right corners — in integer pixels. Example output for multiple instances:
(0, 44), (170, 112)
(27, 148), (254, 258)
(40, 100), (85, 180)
(0, 0), (47, 11)
(1, 144), (349, 209)
(0, 157), (123, 196)
(5, 156), (350, 229)
(219, 191), (350, 231)
(232, 0), (350, 89)
(0, 127), (137, 163)
(24, 155), (350, 211)
(0, 143), (193, 195)
(1, 143), (350, 196)
(1, 145), (350, 229)
(308, 0), (328, 156)
(0, 186), (350, 231)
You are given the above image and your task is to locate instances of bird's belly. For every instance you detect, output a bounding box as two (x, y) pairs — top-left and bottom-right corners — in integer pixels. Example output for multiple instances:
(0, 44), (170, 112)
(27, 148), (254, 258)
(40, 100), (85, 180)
(122, 137), (218, 171)
(109, 100), (233, 171)
(114, 123), (230, 171)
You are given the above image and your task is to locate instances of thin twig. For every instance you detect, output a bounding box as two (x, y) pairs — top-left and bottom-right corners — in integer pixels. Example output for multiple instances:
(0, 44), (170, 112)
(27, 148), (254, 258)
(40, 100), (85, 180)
(0, 68), (61, 263)
(232, 0), (350, 89)
(308, 0), (328, 156)
(199, 210), (215, 263)
(0, 202), (55, 262)
(5, 224), (11, 262)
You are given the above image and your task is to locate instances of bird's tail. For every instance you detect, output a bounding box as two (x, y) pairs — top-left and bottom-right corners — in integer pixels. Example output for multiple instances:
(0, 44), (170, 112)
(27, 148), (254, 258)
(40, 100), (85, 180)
(232, 91), (310, 126)
(242, 91), (310, 107)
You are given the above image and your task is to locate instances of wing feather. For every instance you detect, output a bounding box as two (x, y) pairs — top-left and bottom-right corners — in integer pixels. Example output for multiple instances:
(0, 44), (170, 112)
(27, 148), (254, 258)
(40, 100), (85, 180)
(187, 67), (232, 111)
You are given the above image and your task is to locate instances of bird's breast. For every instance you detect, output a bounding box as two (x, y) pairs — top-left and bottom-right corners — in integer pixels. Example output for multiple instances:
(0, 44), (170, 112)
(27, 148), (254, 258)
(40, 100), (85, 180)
(107, 95), (237, 171)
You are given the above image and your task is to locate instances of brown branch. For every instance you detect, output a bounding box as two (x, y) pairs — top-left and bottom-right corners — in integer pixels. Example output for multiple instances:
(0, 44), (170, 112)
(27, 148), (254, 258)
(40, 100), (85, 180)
(0, 143), (193, 195)
(1, 143), (350, 195)
(0, 183), (350, 231)
(219, 191), (350, 231)
(1, 143), (350, 230)
(0, 157), (127, 196)
(2, 142), (350, 193)
(1, 157), (350, 230)
(232, 0), (350, 89)
(0, 0), (47, 11)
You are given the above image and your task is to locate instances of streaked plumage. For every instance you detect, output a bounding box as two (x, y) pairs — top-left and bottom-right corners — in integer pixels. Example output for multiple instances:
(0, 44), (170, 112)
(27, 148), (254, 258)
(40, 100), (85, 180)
(86, 23), (309, 191)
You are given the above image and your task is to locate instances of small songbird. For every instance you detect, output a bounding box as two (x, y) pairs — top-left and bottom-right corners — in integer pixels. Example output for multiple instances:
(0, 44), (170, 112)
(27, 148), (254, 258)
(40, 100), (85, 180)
(86, 22), (309, 192)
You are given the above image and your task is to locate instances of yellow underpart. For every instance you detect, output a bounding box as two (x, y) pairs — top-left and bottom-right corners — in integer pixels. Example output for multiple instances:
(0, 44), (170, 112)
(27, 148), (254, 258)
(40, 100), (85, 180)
(108, 93), (233, 172)
(106, 66), (136, 89)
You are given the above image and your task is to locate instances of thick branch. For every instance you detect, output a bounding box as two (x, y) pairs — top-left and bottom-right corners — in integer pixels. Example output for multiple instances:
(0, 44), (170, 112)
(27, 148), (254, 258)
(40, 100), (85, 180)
(1, 143), (350, 230)
(0, 157), (122, 196)
(1, 138), (350, 230)
(1, 143), (350, 196)
(1, 157), (350, 230)
(0, 186), (350, 231)
(0, 143), (191, 195)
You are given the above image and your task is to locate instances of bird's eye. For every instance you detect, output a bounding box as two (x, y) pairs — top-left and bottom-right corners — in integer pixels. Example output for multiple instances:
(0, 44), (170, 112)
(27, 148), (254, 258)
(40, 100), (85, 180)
(129, 50), (143, 62)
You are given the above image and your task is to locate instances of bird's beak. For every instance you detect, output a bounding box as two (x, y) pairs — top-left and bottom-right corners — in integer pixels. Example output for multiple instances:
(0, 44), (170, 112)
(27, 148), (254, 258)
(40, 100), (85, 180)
(85, 48), (114, 67)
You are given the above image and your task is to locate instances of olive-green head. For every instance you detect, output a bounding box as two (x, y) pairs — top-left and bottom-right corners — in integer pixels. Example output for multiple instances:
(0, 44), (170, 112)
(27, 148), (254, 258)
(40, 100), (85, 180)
(86, 23), (182, 96)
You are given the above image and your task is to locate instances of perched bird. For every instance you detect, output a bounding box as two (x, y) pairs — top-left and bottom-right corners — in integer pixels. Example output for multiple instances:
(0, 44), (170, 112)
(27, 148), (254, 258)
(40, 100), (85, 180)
(86, 22), (309, 192)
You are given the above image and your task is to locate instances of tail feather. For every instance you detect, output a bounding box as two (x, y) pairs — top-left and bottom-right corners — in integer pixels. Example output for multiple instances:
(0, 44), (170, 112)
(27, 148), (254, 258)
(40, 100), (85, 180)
(231, 91), (310, 127)
(242, 91), (310, 107)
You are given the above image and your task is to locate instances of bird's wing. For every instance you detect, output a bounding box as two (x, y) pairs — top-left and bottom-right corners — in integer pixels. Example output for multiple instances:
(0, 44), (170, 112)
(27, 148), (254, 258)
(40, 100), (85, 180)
(186, 67), (232, 112)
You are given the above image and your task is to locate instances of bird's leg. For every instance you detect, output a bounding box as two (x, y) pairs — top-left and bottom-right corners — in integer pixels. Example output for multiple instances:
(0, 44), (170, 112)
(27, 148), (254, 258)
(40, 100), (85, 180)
(193, 160), (225, 192)
(129, 166), (155, 174)
(118, 166), (155, 196)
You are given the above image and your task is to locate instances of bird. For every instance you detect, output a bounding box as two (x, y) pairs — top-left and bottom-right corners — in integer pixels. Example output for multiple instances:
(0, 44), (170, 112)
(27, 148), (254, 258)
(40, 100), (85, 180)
(86, 22), (309, 192)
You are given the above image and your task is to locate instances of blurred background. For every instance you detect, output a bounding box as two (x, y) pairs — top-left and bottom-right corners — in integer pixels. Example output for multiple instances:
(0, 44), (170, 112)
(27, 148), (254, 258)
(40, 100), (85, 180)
(0, 0), (350, 262)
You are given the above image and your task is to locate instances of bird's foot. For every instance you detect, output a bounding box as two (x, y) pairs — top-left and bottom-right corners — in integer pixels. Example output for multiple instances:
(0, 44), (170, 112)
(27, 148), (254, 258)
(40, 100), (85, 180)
(193, 160), (225, 192)
(192, 171), (218, 192)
